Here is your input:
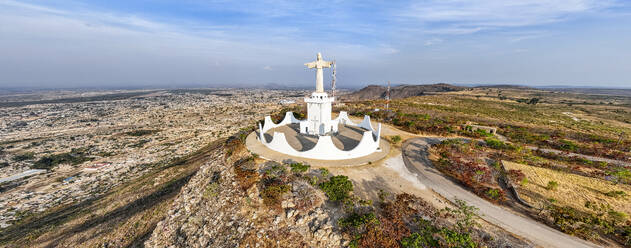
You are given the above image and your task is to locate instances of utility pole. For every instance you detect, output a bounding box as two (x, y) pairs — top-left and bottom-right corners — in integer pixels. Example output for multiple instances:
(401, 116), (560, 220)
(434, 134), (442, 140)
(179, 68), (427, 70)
(331, 60), (336, 99)
(386, 81), (391, 111)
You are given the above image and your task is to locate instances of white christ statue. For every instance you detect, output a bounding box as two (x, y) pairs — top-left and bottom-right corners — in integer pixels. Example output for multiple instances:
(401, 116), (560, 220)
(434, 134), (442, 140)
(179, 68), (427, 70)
(305, 52), (333, 93)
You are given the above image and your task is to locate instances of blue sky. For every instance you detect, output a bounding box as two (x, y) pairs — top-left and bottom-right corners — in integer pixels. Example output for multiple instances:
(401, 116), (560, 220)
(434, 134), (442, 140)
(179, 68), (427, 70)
(1, 0), (630, 88)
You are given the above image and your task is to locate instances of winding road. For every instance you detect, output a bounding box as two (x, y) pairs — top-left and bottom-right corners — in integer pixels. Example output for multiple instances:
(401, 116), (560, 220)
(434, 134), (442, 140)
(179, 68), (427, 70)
(402, 137), (600, 248)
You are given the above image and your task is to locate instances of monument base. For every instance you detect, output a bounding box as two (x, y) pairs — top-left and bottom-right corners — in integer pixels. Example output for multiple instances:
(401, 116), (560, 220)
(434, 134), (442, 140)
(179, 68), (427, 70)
(245, 131), (390, 167)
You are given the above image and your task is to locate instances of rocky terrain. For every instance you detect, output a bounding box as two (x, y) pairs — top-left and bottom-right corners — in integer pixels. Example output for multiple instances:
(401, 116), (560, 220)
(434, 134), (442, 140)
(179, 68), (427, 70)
(146, 136), (345, 247)
(0, 88), (306, 230)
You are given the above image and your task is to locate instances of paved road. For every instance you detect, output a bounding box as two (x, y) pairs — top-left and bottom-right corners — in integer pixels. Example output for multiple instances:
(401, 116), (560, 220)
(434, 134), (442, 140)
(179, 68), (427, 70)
(0, 169), (46, 183)
(402, 137), (600, 248)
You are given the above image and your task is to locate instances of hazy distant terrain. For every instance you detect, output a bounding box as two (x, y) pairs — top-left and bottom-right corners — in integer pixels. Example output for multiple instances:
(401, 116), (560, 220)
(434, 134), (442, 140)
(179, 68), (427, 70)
(1, 86), (630, 247)
(341, 83), (466, 100)
(546, 87), (631, 97)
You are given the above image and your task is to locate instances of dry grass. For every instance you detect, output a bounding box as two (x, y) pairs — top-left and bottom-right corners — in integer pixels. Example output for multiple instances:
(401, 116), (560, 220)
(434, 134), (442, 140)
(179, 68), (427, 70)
(504, 160), (631, 219)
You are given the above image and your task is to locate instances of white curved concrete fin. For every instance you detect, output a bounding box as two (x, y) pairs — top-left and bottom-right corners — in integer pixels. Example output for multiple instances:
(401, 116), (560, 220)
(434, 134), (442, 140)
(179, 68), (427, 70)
(374, 123), (382, 144)
(262, 129), (380, 160)
(263, 113), (303, 133)
(334, 111), (357, 126)
(284, 112), (301, 124)
(268, 132), (297, 155)
(348, 131), (380, 156)
(307, 135), (338, 157)
(258, 122), (265, 141)
(262, 116), (276, 133)
(260, 112), (382, 160)
(358, 115), (375, 131)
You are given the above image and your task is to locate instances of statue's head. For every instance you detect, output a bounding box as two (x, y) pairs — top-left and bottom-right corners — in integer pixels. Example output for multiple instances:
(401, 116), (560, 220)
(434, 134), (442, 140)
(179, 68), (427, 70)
(317, 52), (322, 60)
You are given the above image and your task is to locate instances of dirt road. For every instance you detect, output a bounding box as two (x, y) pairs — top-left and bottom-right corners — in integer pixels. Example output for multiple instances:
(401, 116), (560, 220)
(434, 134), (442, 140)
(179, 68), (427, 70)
(526, 146), (631, 168)
(402, 137), (600, 248)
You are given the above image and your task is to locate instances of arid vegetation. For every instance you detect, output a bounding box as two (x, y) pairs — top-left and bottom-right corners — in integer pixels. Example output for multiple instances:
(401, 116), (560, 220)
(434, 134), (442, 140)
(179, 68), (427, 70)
(342, 88), (631, 163)
(504, 161), (631, 245)
(432, 140), (507, 203)
(340, 87), (631, 246)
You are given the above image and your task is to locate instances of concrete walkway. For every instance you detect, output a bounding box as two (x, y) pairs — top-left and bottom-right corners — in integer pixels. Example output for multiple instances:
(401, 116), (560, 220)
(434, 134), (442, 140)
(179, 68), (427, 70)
(402, 137), (600, 248)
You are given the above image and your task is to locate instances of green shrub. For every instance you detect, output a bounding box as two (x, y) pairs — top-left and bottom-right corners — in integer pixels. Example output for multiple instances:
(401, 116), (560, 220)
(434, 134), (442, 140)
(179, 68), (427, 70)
(389, 135), (402, 144)
(338, 211), (378, 228)
(608, 210), (627, 224)
(610, 168), (631, 184)
(263, 163), (287, 179)
(604, 190), (627, 198)
(401, 228), (439, 248)
(123, 129), (160, 136)
(520, 177), (529, 186)
(33, 148), (92, 169)
(486, 188), (500, 200)
(319, 175), (353, 202)
(546, 180), (559, 191)
(558, 139), (578, 152)
(12, 152), (35, 162)
(289, 162), (310, 173)
(401, 219), (476, 248)
(445, 199), (480, 232)
(484, 137), (514, 150)
(319, 168), (330, 177)
(475, 129), (493, 137)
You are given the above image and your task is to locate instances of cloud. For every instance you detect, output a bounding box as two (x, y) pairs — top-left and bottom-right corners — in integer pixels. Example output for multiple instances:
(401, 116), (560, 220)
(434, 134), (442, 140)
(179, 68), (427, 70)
(0, 0), (629, 88)
(0, 0), (396, 87)
(424, 38), (443, 46)
(400, 0), (616, 34)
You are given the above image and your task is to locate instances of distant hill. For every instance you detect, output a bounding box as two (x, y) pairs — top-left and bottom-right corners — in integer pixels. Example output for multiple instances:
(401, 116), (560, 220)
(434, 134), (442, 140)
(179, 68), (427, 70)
(341, 83), (467, 100)
(544, 88), (631, 97)
(475, 84), (535, 89)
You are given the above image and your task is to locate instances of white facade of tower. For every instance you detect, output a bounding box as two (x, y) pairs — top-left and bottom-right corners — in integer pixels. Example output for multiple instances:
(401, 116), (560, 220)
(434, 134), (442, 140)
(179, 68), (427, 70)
(299, 53), (337, 136)
(300, 92), (336, 135)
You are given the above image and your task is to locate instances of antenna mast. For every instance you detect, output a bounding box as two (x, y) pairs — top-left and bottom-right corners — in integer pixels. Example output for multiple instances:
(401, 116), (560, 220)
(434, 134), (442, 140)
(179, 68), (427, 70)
(386, 81), (391, 111)
(331, 60), (336, 99)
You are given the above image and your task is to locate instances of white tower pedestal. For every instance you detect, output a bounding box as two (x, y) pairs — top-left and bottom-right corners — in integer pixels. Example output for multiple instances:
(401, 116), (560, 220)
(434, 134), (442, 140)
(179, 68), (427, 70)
(300, 92), (337, 135)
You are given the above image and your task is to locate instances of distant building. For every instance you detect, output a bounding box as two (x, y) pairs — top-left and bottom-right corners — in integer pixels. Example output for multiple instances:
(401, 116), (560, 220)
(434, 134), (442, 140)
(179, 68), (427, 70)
(83, 162), (111, 172)
(279, 99), (295, 105)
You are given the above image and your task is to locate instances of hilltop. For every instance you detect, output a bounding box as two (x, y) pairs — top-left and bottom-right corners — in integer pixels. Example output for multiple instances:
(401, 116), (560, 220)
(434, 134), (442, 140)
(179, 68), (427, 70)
(341, 83), (467, 100)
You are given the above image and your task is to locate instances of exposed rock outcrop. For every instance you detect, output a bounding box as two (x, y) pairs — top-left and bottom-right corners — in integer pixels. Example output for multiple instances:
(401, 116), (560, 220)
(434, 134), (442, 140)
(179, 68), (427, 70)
(145, 139), (344, 247)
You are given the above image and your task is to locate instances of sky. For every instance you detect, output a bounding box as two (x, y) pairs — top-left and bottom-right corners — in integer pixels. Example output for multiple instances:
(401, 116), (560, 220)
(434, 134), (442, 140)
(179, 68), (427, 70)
(1, 0), (630, 89)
